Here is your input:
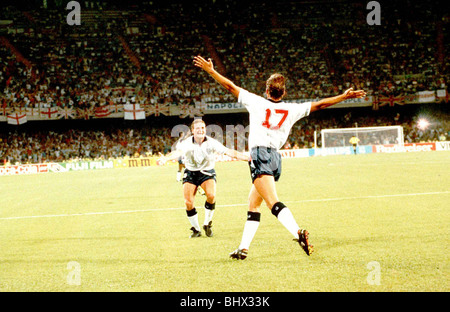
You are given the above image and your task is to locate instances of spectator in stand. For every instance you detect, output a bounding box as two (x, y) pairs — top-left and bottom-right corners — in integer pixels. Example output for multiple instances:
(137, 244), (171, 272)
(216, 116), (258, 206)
(0, 1), (447, 111)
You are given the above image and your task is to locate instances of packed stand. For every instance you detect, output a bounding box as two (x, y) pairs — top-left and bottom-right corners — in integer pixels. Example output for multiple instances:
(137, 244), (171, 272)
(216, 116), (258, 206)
(0, 1), (448, 110)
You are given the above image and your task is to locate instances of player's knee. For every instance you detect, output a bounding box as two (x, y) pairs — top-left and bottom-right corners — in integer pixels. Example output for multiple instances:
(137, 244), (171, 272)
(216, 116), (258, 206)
(184, 198), (194, 209)
(205, 192), (215, 203)
(248, 197), (262, 210)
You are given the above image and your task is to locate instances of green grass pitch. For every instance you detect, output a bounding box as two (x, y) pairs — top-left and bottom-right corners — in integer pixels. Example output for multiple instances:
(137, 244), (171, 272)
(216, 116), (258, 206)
(1, 151), (449, 292)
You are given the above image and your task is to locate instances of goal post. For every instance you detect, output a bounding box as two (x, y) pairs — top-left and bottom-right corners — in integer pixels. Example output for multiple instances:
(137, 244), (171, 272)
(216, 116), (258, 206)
(320, 125), (404, 148)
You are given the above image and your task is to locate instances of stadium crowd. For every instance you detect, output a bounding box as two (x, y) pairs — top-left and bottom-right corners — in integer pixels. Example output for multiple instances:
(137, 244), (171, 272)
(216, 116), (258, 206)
(0, 0), (448, 110)
(0, 0), (449, 165)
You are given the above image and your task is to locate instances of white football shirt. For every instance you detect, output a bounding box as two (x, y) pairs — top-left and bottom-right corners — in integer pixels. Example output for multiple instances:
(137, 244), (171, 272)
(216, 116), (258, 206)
(238, 89), (311, 150)
(176, 135), (228, 171)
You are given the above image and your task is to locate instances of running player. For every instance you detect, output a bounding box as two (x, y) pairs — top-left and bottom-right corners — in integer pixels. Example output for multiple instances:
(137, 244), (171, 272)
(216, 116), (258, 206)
(193, 55), (366, 259)
(158, 118), (249, 238)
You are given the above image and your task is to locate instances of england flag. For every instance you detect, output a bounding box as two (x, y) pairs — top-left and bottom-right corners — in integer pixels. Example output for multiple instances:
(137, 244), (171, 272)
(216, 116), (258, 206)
(7, 113), (27, 125)
(124, 103), (145, 120)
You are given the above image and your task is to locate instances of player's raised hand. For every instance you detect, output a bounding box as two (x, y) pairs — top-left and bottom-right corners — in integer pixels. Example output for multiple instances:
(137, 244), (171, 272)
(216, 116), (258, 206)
(193, 55), (214, 73)
(343, 88), (367, 99)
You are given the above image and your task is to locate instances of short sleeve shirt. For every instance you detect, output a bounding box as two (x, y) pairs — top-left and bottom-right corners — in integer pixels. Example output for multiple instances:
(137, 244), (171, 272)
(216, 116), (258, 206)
(238, 89), (311, 150)
(176, 135), (228, 171)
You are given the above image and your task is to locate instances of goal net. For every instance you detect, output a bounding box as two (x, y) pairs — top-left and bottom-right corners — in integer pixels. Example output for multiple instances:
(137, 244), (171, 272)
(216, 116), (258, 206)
(320, 125), (404, 148)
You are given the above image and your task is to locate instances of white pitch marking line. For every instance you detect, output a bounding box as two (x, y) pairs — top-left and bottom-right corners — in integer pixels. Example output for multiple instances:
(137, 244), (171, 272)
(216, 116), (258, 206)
(0, 191), (448, 221)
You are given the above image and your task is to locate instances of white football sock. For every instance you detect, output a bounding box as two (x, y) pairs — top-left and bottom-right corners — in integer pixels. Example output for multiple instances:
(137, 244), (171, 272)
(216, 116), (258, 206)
(204, 208), (214, 226)
(187, 210), (201, 232)
(276, 207), (301, 238)
(238, 211), (261, 250)
(238, 221), (260, 250)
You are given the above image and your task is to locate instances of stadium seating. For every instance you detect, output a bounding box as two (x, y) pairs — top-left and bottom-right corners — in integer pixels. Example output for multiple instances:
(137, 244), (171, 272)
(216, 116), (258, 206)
(0, 0), (448, 164)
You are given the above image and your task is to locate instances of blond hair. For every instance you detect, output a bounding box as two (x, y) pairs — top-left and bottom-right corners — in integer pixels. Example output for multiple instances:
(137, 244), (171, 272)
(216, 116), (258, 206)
(190, 118), (205, 130)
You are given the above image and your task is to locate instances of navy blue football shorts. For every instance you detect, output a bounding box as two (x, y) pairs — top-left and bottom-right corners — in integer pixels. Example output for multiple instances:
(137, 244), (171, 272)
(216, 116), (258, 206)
(248, 147), (282, 183)
(183, 168), (216, 186)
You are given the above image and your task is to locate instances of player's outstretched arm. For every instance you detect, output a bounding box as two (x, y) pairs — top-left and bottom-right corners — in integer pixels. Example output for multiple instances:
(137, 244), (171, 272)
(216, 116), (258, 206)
(310, 88), (367, 112)
(224, 148), (249, 161)
(158, 150), (182, 165)
(193, 55), (241, 98)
